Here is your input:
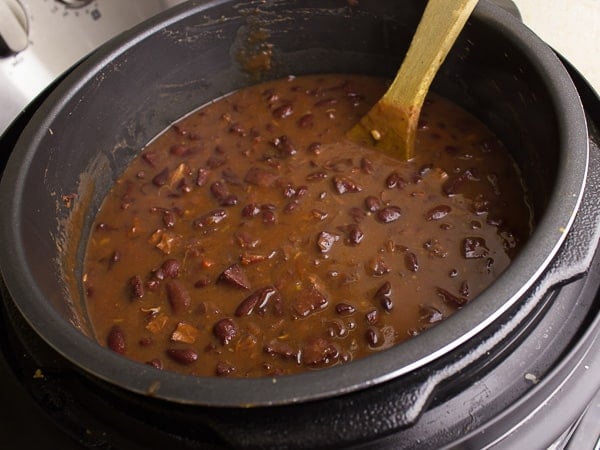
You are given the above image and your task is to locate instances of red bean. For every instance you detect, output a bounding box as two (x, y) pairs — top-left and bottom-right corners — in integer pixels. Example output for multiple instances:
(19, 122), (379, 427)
(272, 103), (293, 119)
(317, 231), (338, 253)
(385, 172), (406, 189)
(262, 210), (276, 224)
(365, 328), (380, 347)
(425, 205), (451, 221)
(215, 361), (236, 376)
(335, 302), (356, 316)
(364, 196), (381, 212)
(146, 358), (163, 369)
(346, 224), (364, 246)
(365, 256), (390, 277)
(152, 168), (169, 187)
(333, 176), (362, 194)
(283, 199), (299, 213)
(460, 281), (470, 297)
(161, 259), (181, 278)
(166, 348), (198, 365)
(297, 113), (314, 128)
(376, 206), (402, 223)
(166, 280), (191, 313)
(193, 209), (227, 230)
(419, 305), (444, 324)
(107, 325), (126, 354)
(196, 168), (211, 186)
(129, 275), (144, 299)
(314, 97), (338, 107)
(213, 318), (238, 345)
(374, 281), (393, 312)
(194, 276), (211, 288)
(365, 308), (379, 325)
(264, 340), (299, 360)
(206, 156), (226, 169)
(272, 135), (297, 157)
(436, 287), (468, 307)
(360, 157), (374, 174)
(235, 286), (278, 317)
(462, 237), (489, 259)
(404, 252), (419, 272)
(307, 142), (321, 154)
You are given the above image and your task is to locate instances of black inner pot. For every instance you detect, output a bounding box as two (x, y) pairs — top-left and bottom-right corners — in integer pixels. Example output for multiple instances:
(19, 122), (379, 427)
(0, 0), (588, 413)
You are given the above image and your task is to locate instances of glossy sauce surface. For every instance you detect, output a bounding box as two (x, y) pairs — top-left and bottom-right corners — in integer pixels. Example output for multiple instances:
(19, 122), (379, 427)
(83, 74), (532, 377)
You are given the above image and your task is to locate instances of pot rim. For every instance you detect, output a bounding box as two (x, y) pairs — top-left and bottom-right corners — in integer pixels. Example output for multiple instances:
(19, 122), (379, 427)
(0, 0), (589, 407)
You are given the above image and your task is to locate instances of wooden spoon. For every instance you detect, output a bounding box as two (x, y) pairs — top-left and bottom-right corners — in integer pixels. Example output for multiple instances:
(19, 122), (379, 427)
(347, 0), (478, 160)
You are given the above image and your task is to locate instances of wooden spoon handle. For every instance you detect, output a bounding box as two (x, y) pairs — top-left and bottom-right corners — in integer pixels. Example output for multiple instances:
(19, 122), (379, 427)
(383, 0), (479, 150)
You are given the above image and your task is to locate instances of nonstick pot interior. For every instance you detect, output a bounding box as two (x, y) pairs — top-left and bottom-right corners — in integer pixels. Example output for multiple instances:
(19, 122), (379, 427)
(0, 0), (588, 407)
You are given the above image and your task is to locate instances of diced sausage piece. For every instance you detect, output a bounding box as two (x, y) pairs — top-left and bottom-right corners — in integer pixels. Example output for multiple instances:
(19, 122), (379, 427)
(293, 284), (328, 317)
(218, 264), (251, 290)
(301, 337), (339, 366)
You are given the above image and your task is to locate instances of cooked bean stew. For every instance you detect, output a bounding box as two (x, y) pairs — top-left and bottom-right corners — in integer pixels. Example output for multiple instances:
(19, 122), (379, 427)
(84, 74), (532, 377)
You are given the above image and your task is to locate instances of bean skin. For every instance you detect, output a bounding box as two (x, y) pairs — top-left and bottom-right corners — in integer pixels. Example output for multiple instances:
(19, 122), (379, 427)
(333, 176), (362, 194)
(385, 172), (406, 189)
(419, 305), (444, 324)
(346, 224), (364, 246)
(166, 348), (198, 365)
(215, 361), (236, 376)
(193, 209), (227, 230)
(146, 358), (163, 369)
(317, 231), (338, 253)
(152, 168), (169, 187)
(404, 252), (419, 272)
(161, 259), (181, 278)
(166, 280), (191, 313)
(129, 275), (144, 299)
(272, 103), (293, 119)
(365, 308), (379, 325)
(436, 287), (468, 307)
(376, 206), (402, 223)
(335, 302), (356, 316)
(196, 168), (211, 186)
(213, 318), (238, 345)
(107, 325), (126, 354)
(297, 113), (314, 128)
(365, 328), (380, 347)
(374, 281), (393, 312)
(235, 286), (278, 316)
(364, 196), (381, 212)
(425, 205), (451, 221)
(462, 237), (489, 259)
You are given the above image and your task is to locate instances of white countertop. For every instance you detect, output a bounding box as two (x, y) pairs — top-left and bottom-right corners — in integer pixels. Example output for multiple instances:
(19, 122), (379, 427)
(513, 0), (600, 93)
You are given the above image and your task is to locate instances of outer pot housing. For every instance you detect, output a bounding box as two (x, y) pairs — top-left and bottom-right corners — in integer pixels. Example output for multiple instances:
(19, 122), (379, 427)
(0, 0), (588, 441)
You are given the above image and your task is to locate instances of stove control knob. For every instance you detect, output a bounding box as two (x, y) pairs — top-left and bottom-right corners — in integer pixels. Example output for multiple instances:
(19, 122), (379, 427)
(56, 0), (94, 8)
(0, 0), (28, 55)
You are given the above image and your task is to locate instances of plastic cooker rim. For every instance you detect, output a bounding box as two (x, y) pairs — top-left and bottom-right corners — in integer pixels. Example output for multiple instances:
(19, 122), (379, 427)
(0, 0), (589, 407)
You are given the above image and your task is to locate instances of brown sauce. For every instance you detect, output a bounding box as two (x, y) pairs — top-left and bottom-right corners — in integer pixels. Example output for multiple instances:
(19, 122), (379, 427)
(83, 74), (532, 377)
